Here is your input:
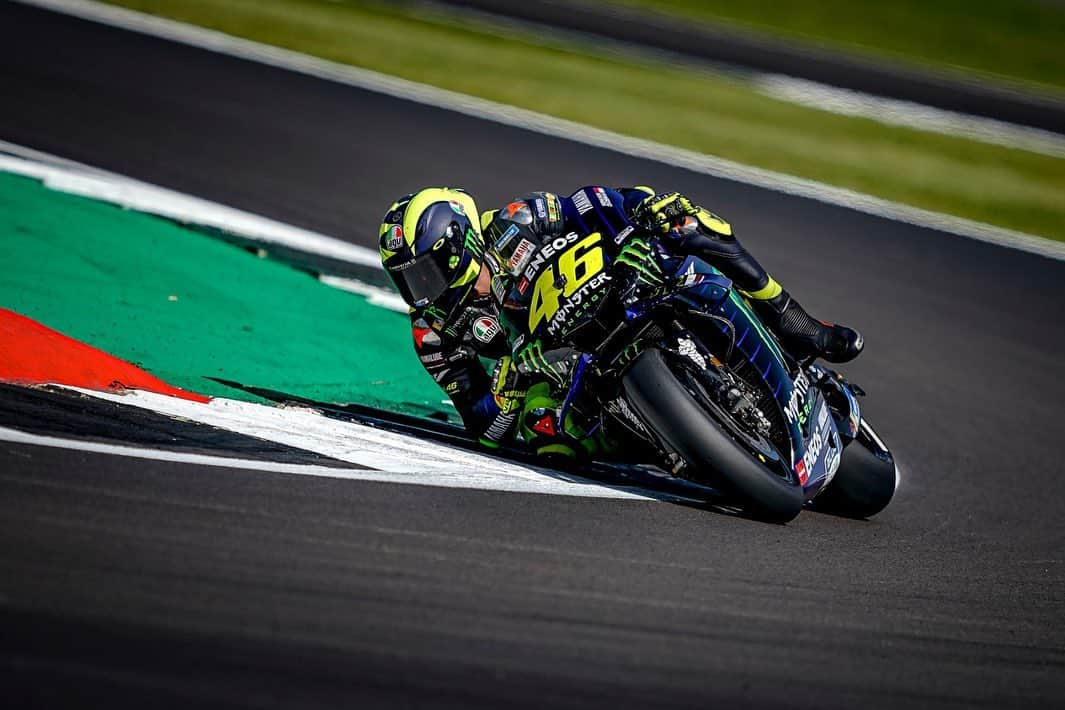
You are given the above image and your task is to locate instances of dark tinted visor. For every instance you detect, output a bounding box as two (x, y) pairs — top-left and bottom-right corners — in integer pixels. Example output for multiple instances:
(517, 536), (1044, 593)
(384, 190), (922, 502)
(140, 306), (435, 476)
(389, 248), (454, 307)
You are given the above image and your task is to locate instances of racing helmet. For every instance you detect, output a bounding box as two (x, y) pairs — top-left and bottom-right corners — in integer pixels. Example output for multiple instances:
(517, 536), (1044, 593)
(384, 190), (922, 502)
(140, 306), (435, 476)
(482, 192), (563, 277)
(379, 188), (484, 320)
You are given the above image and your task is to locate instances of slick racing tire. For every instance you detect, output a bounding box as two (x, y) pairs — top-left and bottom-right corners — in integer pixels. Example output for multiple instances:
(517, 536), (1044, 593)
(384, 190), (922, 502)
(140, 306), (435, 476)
(622, 348), (804, 523)
(809, 422), (897, 519)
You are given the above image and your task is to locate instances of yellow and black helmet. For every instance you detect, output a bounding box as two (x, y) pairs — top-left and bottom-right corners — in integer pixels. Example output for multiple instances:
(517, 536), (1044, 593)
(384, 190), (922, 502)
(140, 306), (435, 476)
(379, 188), (484, 317)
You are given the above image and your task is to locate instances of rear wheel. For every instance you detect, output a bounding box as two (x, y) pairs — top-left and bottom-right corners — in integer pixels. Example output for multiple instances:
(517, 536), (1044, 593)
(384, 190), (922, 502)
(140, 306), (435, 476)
(622, 349), (804, 522)
(810, 422), (897, 519)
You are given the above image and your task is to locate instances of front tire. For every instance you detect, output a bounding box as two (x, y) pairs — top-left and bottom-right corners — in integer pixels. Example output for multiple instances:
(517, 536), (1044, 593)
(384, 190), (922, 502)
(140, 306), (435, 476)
(622, 349), (804, 523)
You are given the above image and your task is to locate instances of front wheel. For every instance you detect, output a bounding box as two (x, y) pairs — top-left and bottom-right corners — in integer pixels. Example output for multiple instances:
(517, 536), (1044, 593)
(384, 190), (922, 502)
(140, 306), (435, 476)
(621, 349), (804, 523)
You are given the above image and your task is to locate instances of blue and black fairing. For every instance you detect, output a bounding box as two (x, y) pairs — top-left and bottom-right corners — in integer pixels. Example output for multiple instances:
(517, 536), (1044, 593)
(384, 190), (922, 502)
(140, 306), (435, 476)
(511, 187), (849, 495)
(656, 255), (845, 498)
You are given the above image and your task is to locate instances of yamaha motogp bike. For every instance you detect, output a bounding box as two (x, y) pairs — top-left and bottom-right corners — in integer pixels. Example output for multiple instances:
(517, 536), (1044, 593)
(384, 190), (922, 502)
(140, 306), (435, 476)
(499, 229), (898, 523)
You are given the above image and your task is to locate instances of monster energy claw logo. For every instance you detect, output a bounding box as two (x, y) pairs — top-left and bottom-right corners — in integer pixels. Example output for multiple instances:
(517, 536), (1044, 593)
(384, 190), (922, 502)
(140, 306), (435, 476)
(784, 371), (811, 425)
(515, 339), (569, 388)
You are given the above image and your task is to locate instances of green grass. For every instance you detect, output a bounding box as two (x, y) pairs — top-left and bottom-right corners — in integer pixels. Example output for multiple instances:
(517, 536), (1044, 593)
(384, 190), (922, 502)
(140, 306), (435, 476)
(102, 0), (1065, 241)
(607, 0), (1065, 95)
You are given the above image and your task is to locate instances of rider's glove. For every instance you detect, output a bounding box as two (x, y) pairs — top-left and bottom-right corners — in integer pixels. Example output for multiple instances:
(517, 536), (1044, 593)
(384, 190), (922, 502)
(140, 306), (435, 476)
(633, 191), (699, 233)
(490, 355), (527, 415)
(633, 192), (732, 238)
(614, 236), (664, 288)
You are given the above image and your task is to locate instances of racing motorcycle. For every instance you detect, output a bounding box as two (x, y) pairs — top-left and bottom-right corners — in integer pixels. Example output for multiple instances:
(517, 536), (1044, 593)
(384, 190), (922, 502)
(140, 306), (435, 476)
(497, 229), (898, 523)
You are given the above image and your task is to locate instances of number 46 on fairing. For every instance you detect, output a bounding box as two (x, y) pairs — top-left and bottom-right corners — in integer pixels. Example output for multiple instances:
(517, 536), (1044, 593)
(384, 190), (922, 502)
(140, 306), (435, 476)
(528, 233), (606, 332)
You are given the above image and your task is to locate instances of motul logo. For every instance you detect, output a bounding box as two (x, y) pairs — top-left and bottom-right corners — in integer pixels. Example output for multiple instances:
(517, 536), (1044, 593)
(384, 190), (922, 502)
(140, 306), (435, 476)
(784, 371), (811, 425)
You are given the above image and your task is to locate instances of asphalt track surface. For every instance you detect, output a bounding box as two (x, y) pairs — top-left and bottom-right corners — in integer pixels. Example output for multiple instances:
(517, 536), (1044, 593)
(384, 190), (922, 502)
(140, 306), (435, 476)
(2, 3), (1065, 708)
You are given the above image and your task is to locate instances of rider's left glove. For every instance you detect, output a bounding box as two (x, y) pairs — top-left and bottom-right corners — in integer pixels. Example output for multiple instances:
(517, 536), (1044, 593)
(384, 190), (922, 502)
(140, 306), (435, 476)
(633, 191), (699, 233)
(633, 192), (731, 238)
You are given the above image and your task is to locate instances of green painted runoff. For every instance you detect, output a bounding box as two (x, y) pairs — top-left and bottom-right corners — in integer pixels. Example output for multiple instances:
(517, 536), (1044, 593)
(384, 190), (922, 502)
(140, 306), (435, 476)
(0, 171), (452, 419)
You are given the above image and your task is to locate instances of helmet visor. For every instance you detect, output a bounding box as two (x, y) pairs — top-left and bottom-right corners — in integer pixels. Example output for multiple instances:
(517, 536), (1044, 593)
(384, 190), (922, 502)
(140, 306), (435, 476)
(389, 248), (455, 307)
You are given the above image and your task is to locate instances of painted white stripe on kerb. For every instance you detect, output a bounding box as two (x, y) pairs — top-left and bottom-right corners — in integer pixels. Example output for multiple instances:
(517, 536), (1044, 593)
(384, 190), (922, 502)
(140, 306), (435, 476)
(13, 0), (1065, 262)
(318, 274), (408, 313)
(0, 426), (377, 480)
(25, 387), (660, 501)
(0, 424), (650, 498)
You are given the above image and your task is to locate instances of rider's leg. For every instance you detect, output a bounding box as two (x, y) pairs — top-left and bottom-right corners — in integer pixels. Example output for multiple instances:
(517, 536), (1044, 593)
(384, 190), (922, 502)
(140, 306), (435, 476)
(672, 219), (863, 363)
(745, 279), (863, 364)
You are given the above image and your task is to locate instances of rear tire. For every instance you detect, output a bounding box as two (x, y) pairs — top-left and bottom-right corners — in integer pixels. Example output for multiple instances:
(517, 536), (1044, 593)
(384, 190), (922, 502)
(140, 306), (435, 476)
(810, 427), (896, 519)
(622, 349), (804, 523)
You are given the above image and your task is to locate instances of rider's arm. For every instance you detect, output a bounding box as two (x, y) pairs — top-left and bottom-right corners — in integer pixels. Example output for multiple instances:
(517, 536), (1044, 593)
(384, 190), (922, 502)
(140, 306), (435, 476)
(623, 189), (775, 295)
(411, 314), (518, 445)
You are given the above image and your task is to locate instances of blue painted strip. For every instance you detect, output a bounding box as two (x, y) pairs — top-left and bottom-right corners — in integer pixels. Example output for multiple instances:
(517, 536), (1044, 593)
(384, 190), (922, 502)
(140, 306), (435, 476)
(736, 325), (749, 347)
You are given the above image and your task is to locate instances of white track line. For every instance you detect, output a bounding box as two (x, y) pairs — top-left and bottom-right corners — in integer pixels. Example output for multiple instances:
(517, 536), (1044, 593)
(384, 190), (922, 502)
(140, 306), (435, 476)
(0, 148), (380, 268)
(0, 426), (378, 479)
(754, 76), (1065, 160)
(428, 0), (1065, 159)
(0, 390), (662, 500)
(13, 0), (1065, 262)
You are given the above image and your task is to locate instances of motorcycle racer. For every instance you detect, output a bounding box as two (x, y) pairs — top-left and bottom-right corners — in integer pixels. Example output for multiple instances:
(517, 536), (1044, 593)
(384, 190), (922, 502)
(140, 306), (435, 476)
(378, 186), (862, 449)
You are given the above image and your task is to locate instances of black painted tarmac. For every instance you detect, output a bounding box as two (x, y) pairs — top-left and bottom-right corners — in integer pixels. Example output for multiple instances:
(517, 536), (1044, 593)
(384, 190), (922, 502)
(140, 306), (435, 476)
(1, 4), (1064, 708)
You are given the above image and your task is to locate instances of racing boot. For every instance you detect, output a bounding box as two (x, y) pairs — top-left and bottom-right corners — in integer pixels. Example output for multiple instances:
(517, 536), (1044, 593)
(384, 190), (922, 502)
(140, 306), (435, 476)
(751, 289), (863, 364)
